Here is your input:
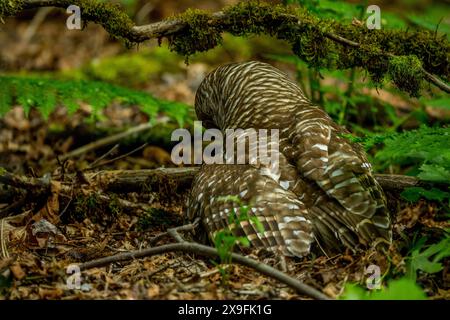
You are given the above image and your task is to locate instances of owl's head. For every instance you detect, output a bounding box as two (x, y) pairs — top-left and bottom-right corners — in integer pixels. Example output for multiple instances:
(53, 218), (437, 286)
(194, 62), (239, 130)
(195, 61), (309, 130)
(194, 73), (222, 129)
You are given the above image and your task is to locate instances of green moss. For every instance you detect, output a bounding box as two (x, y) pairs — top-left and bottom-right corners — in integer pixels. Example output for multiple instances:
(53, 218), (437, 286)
(0, 0), (24, 19)
(67, 0), (135, 44)
(2, 0), (136, 45)
(168, 8), (223, 60)
(137, 208), (180, 231)
(388, 55), (424, 97)
(167, 0), (449, 96)
(85, 1), (132, 36)
(72, 194), (100, 221)
(68, 193), (122, 223)
(107, 194), (122, 216)
(81, 47), (181, 87)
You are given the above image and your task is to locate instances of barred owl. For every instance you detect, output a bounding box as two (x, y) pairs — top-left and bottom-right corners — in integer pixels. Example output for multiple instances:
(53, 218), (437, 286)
(187, 61), (391, 257)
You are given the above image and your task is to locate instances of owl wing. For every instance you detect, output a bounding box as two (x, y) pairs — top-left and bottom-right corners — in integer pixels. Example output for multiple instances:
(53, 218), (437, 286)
(187, 164), (314, 258)
(288, 105), (391, 248)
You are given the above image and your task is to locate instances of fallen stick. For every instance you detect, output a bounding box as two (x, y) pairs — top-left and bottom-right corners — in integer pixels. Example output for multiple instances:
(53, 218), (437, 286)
(78, 241), (330, 300)
(1, 167), (423, 197)
(85, 169), (423, 193)
(78, 221), (331, 300)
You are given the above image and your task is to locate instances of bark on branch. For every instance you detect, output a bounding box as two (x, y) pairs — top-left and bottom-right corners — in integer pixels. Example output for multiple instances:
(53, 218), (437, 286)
(1, 167), (423, 197)
(87, 169), (424, 194)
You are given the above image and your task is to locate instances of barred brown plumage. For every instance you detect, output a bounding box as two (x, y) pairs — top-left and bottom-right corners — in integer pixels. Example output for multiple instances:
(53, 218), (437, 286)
(187, 61), (392, 257)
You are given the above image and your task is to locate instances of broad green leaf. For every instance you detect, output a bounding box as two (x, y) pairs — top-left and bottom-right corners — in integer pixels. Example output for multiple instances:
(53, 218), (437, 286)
(370, 278), (427, 300)
(407, 237), (450, 279)
(341, 278), (427, 300)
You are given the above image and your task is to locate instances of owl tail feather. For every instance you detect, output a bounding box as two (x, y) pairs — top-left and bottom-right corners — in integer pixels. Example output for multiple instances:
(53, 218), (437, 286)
(309, 199), (391, 254)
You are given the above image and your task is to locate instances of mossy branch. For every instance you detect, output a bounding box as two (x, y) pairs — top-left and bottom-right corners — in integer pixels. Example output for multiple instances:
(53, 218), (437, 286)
(3, 0), (450, 95)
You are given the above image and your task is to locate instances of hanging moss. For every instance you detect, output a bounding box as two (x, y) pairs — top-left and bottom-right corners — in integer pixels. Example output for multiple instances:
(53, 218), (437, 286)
(67, 0), (135, 44)
(291, 25), (334, 69)
(387, 55), (424, 97)
(168, 9), (223, 59)
(167, 0), (449, 96)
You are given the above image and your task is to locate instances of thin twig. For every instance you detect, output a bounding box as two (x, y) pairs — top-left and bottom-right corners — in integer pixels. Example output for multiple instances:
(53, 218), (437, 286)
(167, 218), (200, 243)
(0, 219), (10, 259)
(88, 144), (120, 169)
(421, 70), (450, 93)
(53, 122), (155, 164)
(87, 143), (148, 171)
(149, 218), (200, 245)
(78, 241), (330, 300)
(20, 7), (53, 44)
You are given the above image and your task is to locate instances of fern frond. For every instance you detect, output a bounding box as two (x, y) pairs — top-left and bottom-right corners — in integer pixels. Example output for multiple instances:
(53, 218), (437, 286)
(375, 126), (450, 184)
(0, 75), (193, 127)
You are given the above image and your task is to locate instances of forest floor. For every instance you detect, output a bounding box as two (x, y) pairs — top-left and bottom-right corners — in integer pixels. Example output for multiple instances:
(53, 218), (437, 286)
(1, 9), (449, 300)
(0, 100), (448, 299)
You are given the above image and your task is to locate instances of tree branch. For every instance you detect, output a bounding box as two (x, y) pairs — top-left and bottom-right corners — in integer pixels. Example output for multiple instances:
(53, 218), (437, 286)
(52, 122), (156, 164)
(0, 170), (50, 192)
(1, 167), (424, 204)
(86, 169), (423, 194)
(14, 0), (449, 94)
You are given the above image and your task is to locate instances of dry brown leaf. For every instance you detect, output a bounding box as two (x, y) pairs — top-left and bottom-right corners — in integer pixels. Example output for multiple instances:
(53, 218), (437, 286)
(38, 287), (64, 299)
(10, 263), (26, 280)
(323, 283), (339, 299)
(147, 284), (160, 298)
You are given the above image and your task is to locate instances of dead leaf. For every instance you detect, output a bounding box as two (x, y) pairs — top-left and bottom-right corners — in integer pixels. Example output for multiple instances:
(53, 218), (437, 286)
(30, 219), (66, 248)
(10, 263), (26, 280)
(323, 283), (339, 299)
(147, 284), (160, 298)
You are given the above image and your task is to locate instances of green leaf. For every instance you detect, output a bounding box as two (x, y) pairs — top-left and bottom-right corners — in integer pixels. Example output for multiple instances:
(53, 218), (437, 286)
(370, 278), (427, 300)
(237, 236), (250, 247)
(410, 252), (443, 274)
(401, 188), (423, 202)
(401, 187), (450, 202)
(407, 236), (450, 279)
(418, 164), (450, 184)
(0, 75), (192, 125)
(423, 97), (450, 110)
(341, 278), (427, 300)
(375, 126), (450, 183)
(250, 216), (265, 234)
(340, 283), (367, 300)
